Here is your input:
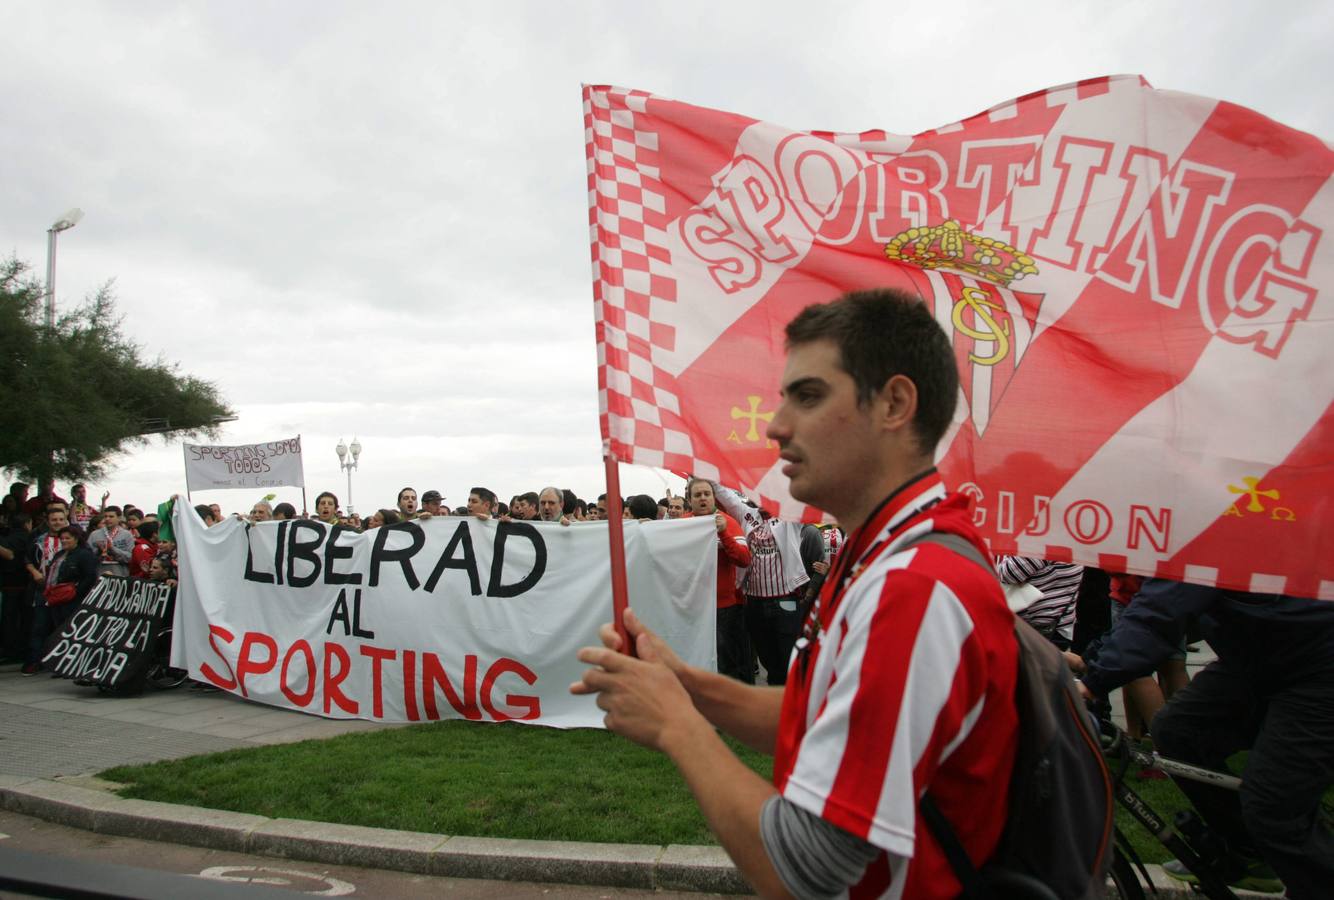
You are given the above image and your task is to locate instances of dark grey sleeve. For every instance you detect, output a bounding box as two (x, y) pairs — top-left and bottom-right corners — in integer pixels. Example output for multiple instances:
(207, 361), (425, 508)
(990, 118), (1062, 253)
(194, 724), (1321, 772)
(759, 794), (881, 899)
(798, 524), (825, 571)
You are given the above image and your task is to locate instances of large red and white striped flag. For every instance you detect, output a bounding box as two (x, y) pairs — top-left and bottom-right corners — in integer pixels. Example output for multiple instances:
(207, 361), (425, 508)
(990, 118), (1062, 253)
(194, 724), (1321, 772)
(584, 76), (1333, 600)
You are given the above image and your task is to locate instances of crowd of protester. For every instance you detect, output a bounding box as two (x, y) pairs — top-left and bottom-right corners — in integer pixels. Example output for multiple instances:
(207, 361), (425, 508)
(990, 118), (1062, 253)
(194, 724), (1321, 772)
(0, 473), (1198, 708)
(1, 481), (182, 674)
(0, 477), (842, 681)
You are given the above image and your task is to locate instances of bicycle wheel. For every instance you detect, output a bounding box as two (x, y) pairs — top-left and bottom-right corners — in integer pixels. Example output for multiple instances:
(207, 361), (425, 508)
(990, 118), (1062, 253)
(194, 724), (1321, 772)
(1108, 847), (1146, 900)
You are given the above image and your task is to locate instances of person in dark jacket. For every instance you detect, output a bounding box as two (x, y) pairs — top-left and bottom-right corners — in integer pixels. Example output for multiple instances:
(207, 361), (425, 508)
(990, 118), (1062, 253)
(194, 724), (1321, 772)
(1077, 578), (1334, 897)
(24, 525), (99, 673)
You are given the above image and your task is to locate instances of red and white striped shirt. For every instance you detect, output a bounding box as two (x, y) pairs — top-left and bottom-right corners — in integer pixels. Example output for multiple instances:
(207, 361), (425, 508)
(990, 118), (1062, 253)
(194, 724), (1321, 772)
(772, 471), (1018, 899)
(744, 521), (789, 598)
(821, 525), (844, 562)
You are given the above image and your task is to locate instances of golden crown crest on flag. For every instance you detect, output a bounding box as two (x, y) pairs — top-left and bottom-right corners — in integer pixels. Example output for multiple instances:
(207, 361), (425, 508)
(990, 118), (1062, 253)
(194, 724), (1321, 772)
(884, 220), (1039, 287)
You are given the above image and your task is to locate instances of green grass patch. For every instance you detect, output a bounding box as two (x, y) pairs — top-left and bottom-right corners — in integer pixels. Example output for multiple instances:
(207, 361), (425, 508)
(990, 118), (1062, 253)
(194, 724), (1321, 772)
(102, 721), (771, 845)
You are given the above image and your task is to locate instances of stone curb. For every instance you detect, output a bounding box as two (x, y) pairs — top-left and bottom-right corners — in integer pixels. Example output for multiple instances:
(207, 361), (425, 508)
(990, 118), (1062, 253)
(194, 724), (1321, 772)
(0, 776), (1267, 897)
(0, 775), (747, 893)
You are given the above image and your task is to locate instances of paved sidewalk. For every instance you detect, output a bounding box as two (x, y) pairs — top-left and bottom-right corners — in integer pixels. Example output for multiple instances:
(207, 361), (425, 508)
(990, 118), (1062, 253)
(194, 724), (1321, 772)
(0, 663), (402, 779)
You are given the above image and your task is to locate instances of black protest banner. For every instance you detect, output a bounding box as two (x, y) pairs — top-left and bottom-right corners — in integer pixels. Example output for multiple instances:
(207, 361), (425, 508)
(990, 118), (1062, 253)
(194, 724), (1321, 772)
(42, 576), (175, 688)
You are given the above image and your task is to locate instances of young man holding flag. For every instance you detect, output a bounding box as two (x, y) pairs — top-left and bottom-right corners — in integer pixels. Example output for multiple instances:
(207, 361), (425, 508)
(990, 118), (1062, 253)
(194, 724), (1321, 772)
(573, 288), (1019, 898)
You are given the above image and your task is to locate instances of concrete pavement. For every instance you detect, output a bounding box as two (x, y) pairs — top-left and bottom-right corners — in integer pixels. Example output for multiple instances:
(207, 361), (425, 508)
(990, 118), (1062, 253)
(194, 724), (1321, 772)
(0, 663), (748, 893)
(1, 662), (400, 780)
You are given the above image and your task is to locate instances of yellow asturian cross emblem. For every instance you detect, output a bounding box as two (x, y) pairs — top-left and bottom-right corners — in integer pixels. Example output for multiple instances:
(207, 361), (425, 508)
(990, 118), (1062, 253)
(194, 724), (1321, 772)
(1228, 476), (1279, 512)
(730, 395), (774, 443)
(1225, 476), (1295, 521)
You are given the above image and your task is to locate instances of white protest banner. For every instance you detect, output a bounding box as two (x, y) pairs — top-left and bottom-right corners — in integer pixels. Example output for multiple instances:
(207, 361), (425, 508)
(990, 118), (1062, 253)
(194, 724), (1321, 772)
(183, 436), (306, 491)
(170, 505), (717, 728)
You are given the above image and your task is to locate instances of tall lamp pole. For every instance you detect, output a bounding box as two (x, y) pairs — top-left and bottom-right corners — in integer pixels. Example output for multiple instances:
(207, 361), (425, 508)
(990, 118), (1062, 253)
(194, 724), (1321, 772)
(335, 437), (362, 514)
(45, 208), (84, 328)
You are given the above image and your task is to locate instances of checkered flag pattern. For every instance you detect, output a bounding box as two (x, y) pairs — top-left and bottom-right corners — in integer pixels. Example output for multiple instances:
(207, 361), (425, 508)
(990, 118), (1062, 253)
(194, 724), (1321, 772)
(584, 85), (719, 481)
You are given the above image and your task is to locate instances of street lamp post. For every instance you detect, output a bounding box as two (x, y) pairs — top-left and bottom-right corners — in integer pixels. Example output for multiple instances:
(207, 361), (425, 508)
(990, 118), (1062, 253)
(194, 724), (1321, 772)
(45, 208), (84, 328)
(335, 437), (363, 514)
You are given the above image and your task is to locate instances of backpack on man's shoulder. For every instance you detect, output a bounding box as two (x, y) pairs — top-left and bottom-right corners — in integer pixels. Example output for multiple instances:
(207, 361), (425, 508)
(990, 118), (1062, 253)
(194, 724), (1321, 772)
(907, 532), (1115, 900)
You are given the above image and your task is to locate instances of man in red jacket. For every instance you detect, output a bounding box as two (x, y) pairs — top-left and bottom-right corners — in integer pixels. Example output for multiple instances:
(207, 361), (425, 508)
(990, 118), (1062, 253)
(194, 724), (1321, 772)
(685, 477), (752, 683)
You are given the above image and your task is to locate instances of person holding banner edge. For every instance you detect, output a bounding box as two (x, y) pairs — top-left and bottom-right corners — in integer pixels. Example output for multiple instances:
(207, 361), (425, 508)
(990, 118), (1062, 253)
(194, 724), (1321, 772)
(574, 288), (1019, 899)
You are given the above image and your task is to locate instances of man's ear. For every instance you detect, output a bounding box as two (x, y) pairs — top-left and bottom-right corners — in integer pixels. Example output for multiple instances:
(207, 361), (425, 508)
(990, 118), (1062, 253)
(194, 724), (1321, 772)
(879, 374), (918, 434)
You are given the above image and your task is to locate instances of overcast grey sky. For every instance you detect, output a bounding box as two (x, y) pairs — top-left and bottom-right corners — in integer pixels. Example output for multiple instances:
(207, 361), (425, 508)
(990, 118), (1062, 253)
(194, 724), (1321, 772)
(3, 0), (1331, 515)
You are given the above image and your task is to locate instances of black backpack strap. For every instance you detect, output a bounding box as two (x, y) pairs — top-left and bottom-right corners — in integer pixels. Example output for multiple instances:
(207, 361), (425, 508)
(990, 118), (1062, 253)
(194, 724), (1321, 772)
(920, 793), (996, 899)
(904, 531), (999, 899)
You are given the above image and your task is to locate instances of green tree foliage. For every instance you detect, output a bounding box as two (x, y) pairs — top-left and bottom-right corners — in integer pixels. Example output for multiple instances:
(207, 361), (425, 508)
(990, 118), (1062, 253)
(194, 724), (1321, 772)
(0, 257), (233, 486)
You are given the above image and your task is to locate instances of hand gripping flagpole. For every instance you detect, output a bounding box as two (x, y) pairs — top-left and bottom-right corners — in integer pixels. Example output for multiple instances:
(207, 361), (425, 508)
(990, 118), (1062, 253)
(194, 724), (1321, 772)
(603, 453), (635, 657)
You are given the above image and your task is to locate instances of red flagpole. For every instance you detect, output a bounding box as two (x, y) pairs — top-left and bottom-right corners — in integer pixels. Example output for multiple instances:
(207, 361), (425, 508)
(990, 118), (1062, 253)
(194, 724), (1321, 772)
(603, 452), (634, 656)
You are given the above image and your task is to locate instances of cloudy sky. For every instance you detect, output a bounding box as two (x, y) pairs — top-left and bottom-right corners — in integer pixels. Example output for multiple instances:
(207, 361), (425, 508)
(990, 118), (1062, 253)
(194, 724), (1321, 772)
(3, 1), (1331, 516)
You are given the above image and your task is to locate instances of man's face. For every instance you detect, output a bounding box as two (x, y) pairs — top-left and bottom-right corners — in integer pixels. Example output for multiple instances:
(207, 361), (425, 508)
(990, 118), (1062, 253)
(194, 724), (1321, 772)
(767, 338), (880, 514)
(423, 498), (442, 515)
(398, 490), (417, 516)
(467, 493), (491, 517)
(126, 512), (142, 528)
(316, 496), (337, 519)
(538, 491), (562, 521)
(102, 510), (120, 530)
(689, 483), (715, 516)
(251, 504), (271, 521)
(668, 498), (685, 518)
(46, 510), (69, 532)
(594, 499), (607, 520)
(71, 485), (85, 501)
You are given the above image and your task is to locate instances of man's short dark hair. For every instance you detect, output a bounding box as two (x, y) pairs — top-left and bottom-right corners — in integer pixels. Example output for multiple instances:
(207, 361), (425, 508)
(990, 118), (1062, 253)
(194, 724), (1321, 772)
(520, 491), (539, 507)
(627, 494), (659, 520)
(47, 500), (69, 514)
(194, 504), (214, 522)
(101, 504), (120, 516)
(785, 287), (959, 454)
(137, 521), (160, 541)
(470, 487), (497, 508)
(274, 502), (297, 519)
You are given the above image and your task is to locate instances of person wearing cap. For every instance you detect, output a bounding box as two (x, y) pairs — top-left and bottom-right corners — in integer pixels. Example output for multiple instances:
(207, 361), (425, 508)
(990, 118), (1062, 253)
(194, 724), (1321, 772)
(420, 490), (445, 518)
